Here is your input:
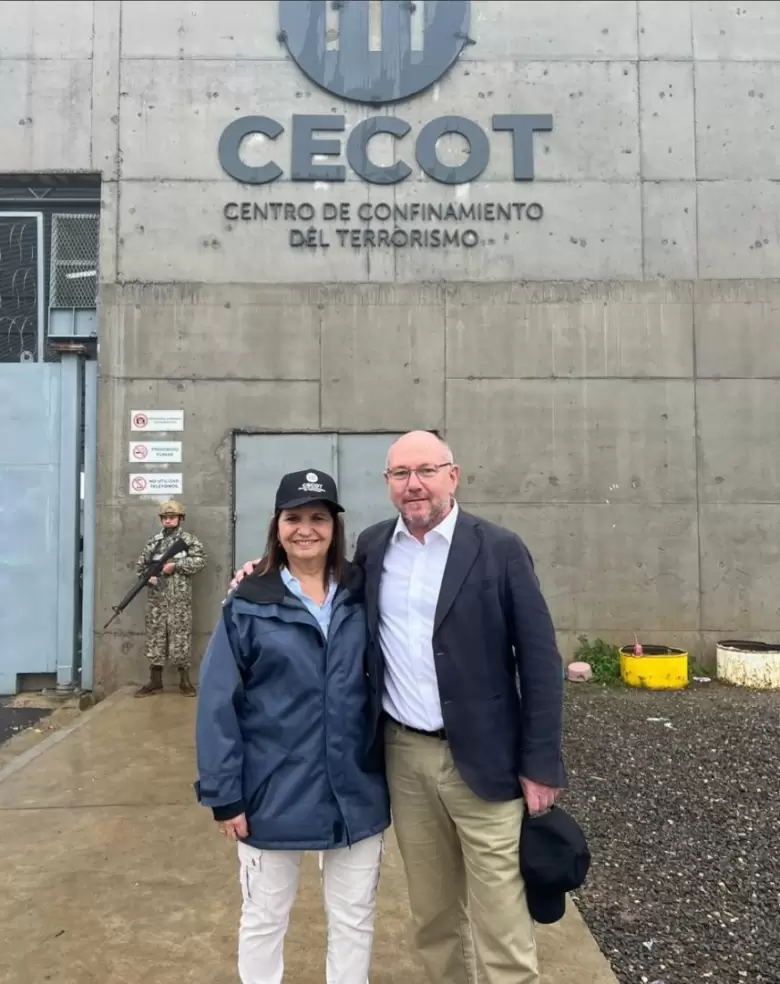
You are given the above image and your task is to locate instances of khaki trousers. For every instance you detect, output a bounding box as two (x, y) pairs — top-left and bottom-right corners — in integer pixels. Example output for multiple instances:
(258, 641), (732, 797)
(385, 719), (538, 984)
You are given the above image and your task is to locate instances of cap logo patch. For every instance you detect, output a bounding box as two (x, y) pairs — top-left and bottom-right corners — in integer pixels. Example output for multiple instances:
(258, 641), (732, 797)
(299, 478), (326, 493)
(306, 472), (319, 482)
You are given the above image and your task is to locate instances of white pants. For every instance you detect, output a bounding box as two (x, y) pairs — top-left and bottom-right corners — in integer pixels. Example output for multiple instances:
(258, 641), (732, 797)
(237, 834), (384, 984)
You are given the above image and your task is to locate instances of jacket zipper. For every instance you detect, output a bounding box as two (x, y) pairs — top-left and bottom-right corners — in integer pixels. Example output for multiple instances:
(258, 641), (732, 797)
(282, 592), (353, 847)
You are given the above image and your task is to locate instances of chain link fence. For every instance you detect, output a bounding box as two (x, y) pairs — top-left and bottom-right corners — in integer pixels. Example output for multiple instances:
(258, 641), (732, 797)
(0, 215), (39, 362)
(49, 213), (99, 310)
(0, 211), (99, 362)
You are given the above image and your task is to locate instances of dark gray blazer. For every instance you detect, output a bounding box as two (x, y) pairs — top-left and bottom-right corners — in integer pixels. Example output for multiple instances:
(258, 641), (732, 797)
(353, 508), (567, 802)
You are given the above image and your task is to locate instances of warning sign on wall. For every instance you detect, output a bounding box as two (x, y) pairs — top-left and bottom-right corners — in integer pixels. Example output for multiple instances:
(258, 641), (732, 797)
(129, 441), (183, 463)
(128, 473), (183, 495)
(130, 410), (184, 432)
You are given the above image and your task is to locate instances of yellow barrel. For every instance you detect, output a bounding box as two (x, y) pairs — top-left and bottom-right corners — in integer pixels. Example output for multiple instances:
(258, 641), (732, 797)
(619, 646), (688, 689)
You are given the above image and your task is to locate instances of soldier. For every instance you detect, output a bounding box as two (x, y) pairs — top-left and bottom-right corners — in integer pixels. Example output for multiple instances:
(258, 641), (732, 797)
(134, 500), (207, 698)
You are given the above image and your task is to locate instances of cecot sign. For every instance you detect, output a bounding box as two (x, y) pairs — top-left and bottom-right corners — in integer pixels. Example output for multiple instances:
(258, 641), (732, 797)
(217, 0), (553, 186)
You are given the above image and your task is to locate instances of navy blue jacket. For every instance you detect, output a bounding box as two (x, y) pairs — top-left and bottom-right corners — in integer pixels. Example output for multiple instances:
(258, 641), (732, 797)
(354, 509), (566, 803)
(194, 566), (390, 851)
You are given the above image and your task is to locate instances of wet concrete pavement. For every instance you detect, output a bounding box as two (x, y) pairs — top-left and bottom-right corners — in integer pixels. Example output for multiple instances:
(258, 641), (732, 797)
(0, 701), (52, 745)
(0, 689), (618, 984)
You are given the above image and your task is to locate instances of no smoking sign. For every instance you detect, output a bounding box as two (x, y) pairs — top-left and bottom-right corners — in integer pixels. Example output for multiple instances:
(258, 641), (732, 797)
(128, 441), (182, 464)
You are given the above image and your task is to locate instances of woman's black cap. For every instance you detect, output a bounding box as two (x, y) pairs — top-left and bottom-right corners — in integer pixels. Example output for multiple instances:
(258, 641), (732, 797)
(274, 469), (344, 513)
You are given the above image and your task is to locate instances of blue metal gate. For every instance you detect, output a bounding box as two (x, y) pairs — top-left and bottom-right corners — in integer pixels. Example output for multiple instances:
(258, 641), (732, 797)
(0, 204), (96, 695)
(0, 364), (65, 694)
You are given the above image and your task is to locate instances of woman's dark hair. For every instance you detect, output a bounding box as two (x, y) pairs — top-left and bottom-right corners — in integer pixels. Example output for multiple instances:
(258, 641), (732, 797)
(258, 502), (347, 585)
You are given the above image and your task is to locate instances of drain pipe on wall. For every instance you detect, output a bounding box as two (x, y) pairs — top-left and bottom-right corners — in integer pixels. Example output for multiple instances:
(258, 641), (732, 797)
(79, 357), (98, 693)
(51, 343), (87, 695)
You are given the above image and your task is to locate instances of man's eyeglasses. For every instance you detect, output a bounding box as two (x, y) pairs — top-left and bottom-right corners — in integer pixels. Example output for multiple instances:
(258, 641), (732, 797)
(385, 462), (454, 482)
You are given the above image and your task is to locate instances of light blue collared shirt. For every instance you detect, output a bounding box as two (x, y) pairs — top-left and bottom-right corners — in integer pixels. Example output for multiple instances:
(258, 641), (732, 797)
(281, 566), (338, 638)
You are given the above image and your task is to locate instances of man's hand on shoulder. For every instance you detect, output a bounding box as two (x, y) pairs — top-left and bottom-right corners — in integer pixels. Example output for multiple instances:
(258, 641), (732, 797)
(520, 776), (560, 816)
(230, 559), (261, 591)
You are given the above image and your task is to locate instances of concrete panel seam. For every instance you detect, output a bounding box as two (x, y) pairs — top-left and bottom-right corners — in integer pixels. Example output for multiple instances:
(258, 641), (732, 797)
(116, 1), (125, 281)
(112, 176), (655, 185)
(445, 375), (698, 382)
(698, 499), (780, 505)
(687, 1), (695, 70)
(635, 4), (645, 279)
(101, 374), (320, 383)
(0, 57), (94, 64)
(89, 1), (96, 169)
(443, 287), (449, 431)
(112, 54), (780, 65)
(392, 156), (398, 284)
(556, 628), (708, 636)
(366, 184), (375, 283)
(111, 175), (763, 185)
(692, 61), (700, 279)
(109, 278), (695, 290)
(457, 500), (699, 506)
(701, 626), (780, 632)
(91, 1), (122, 179)
(106, 281), (697, 302)
(318, 301), (324, 428)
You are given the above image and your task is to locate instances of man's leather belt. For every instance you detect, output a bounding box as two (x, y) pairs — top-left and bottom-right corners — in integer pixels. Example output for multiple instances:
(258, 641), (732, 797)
(386, 714), (447, 741)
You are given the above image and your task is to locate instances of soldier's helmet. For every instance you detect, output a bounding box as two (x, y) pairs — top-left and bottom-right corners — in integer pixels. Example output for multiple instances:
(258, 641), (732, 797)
(159, 499), (185, 519)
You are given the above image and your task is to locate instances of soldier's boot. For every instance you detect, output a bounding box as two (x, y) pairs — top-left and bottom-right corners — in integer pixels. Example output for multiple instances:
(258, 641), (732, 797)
(134, 665), (163, 698)
(178, 667), (196, 697)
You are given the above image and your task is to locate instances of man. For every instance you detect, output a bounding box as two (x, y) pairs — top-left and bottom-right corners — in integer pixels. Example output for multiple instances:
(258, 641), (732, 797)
(232, 432), (565, 984)
(135, 499), (207, 698)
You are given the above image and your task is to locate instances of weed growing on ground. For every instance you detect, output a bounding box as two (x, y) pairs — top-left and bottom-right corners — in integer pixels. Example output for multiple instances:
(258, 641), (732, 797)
(573, 635), (622, 685)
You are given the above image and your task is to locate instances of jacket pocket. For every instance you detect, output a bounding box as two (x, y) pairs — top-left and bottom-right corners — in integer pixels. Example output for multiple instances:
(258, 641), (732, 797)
(244, 743), (292, 814)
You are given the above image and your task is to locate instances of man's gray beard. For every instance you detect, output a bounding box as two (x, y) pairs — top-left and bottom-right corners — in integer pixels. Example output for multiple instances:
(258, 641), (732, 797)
(402, 499), (446, 530)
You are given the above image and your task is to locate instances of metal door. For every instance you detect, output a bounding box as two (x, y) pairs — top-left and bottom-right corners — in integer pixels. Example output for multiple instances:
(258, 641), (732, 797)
(233, 433), (403, 566)
(337, 434), (401, 555)
(0, 207), (94, 695)
(0, 192), (100, 695)
(0, 364), (62, 694)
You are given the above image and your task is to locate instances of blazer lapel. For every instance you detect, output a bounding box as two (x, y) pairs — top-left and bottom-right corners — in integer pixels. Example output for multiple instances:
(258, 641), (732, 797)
(364, 523), (395, 639)
(434, 513), (481, 632)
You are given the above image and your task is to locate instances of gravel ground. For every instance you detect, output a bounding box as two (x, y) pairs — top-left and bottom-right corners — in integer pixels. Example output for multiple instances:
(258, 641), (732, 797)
(561, 682), (780, 984)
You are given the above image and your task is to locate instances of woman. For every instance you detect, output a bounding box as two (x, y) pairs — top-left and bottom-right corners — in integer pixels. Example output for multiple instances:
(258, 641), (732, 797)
(195, 468), (390, 984)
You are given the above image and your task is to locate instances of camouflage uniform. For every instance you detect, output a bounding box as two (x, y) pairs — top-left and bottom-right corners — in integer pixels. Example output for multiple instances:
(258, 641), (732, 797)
(137, 528), (206, 668)
(134, 500), (207, 698)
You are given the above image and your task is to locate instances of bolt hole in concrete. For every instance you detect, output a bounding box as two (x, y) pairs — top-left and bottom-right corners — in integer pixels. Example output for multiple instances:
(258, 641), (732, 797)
(717, 640), (780, 688)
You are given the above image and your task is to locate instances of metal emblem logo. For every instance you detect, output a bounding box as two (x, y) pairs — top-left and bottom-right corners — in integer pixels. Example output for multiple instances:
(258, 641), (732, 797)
(278, 0), (471, 105)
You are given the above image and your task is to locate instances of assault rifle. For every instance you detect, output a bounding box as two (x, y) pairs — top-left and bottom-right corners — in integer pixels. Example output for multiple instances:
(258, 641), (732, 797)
(103, 537), (189, 629)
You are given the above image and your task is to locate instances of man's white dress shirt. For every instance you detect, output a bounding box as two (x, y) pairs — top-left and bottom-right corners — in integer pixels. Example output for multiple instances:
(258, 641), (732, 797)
(378, 501), (459, 731)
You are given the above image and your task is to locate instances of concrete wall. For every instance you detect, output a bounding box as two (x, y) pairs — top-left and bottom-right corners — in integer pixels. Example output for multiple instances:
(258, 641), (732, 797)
(4, 0), (780, 691)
